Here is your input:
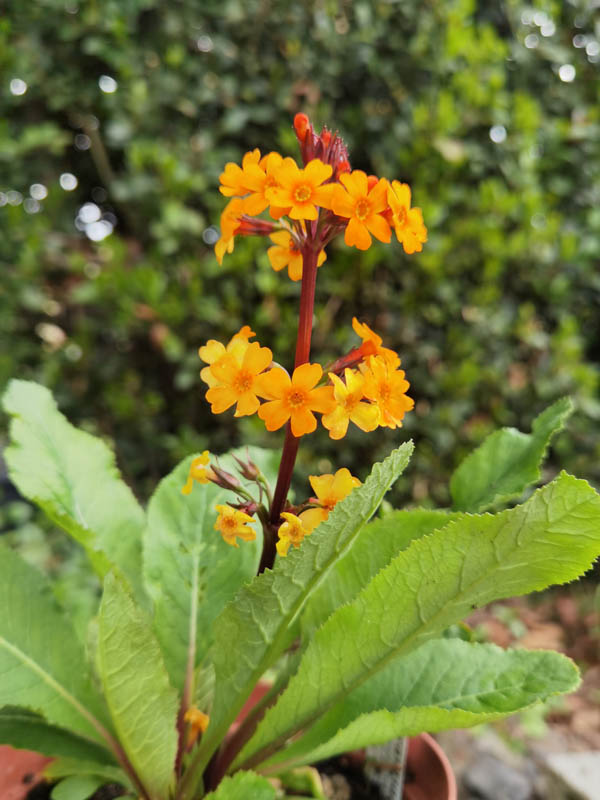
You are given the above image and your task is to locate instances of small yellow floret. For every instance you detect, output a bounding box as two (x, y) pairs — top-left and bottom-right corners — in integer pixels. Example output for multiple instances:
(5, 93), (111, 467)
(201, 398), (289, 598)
(267, 158), (334, 221)
(387, 180), (427, 254)
(256, 363), (336, 437)
(199, 326), (256, 389)
(352, 317), (400, 368)
(205, 340), (273, 418)
(276, 512), (311, 556)
(299, 468), (361, 533)
(184, 707), (210, 748)
(332, 171), (391, 250)
(321, 369), (379, 440)
(267, 231), (326, 282)
(215, 504), (256, 547)
(360, 355), (414, 429)
(181, 451), (212, 495)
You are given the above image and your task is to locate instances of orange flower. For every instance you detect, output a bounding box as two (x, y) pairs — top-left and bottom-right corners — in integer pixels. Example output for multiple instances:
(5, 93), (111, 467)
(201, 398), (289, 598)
(267, 158), (334, 220)
(184, 707), (210, 748)
(242, 151), (287, 217)
(214, 197), (246, 264)
(299, 468), (361, 533)
(352, 317), (400, 368)
(257, 363), (336, 437)
(219, 149), (262, 197)
(205, 341), (273, 417)
(387, 180), (427, 254)
(276, 512), (311, 556)
(267, 231), (326, 281)
(199, 326), (256, 389)
(321, 369), (379, 440)
(332, 171), (391, 250)
(360, 355), (414, 429)
(181, 450), (214, 495)
(214, 504), (256, 547)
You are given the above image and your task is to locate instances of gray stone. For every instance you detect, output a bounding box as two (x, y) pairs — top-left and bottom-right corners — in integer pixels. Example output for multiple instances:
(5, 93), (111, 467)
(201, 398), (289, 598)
(543, 752), (600, 800)
(463, 752), (534, 800)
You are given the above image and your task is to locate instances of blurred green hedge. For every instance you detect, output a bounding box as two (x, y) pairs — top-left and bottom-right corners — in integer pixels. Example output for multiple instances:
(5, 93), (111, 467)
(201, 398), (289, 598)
(1, 0), (599, 508)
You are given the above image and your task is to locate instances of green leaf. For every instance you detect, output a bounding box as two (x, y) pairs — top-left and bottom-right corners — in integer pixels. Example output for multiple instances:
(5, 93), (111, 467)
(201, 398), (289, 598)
(143, 450), (264, 691)
(259, 639), (579, 770)
(45, 757), (130, 785)
(97, 573), (178, 800)
(2, 380), (146, 602)
(204, 771), (276, 800)
(195, 443), (413, 775)
(301, 509), (463, 639)
(0, 708), (114, 764)
(50, 775), (106, 800)
(237, 472), (600, 769)
(0, 544), (111, 744)
(450, 397), (573, 512)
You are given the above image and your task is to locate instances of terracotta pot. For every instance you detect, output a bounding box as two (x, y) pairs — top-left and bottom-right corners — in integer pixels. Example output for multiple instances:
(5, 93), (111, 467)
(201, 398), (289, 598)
(0, 745), (52, 800)
(403, 733), (457, 800)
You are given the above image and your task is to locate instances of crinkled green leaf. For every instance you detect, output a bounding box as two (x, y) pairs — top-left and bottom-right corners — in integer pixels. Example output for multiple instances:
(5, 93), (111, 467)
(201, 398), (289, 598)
(0, 708), (114, 764)
(143, 449), (268, 691)
(195, 443), (413, 774)
(204, 771), (276, 800)
(0, 544), (111, 744)
(2, 380), (145, 602)
(302, 509), (463, 639)
(97, 572), (178, 800)
(450, 397), (573, 512)
(238, 472), (600, 769)
(260, 639), (579, 770)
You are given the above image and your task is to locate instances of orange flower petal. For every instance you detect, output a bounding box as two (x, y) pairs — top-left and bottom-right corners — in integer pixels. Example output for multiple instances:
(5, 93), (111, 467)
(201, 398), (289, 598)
(290, 407), (317, 436)
(345, 217), (372, 250)
(258, 399), (290, 430)
(332, 186), (356, 219)
(350, 401), (380, 432)
(206, 386), (238, 413)
(304, 159), (333, 185)
(255, 366), (290, 399)
(292, 362), (322, 391)
(322, 405), (350, 440)
(242, 341), (273, 374)
(234, 393), (261, 417)
(341, 170), (368, 197)
(288, 252), (303, 281)
(309, 385), (337, 414)
(267, 245), (289, 271)
(365, 213), (392, 243)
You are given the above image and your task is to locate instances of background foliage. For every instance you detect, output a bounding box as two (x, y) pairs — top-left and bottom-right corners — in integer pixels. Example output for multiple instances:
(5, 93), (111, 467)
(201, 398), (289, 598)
(1, 0), (599, 521)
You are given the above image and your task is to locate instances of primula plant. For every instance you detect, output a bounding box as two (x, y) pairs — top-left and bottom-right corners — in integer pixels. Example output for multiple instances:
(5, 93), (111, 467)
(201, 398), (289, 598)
(1, 115), (600, 800)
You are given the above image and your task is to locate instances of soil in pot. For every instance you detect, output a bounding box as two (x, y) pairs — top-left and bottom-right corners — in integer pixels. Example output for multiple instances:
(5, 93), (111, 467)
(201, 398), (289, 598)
(319, 753), (385, 800)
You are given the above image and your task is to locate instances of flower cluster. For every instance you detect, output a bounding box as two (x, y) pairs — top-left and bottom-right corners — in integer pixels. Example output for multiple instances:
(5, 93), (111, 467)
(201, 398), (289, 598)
(214, 113), (427, 269)
(197, 321), (413, 439)
(183, 114), (424, 566)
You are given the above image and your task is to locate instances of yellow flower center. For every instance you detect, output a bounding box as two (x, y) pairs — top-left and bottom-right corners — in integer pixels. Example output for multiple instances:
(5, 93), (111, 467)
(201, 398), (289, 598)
(288, 389), (307, 408)
(379, 382), (391, 401)
(395, 206), (407, 226)
(355, 198), (371, 221)
(233, 369), (253, 393)
(265, 175), (278, 190)
(293, 184), (312, 203)
(343, 392), (361, 412)
(221, 516), (237, 530)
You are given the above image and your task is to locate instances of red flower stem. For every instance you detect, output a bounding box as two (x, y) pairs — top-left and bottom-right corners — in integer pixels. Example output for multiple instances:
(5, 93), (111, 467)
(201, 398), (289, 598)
(267, 244), (319, 533)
